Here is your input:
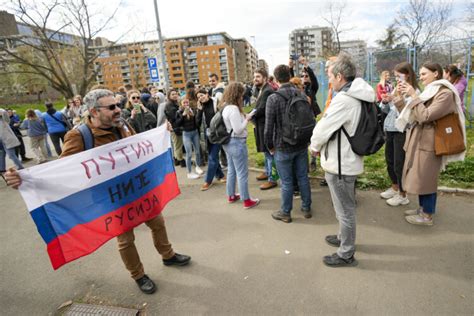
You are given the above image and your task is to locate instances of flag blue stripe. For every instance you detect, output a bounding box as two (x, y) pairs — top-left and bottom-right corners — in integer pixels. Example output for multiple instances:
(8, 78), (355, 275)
(30, 149), (175, 244)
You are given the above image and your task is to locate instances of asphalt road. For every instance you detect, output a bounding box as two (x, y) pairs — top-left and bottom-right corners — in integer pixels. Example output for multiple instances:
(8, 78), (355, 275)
(1, 148), (473, 315)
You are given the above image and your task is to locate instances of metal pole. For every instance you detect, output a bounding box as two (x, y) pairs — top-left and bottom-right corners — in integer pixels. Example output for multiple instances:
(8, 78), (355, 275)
(153, 0), (169, 92)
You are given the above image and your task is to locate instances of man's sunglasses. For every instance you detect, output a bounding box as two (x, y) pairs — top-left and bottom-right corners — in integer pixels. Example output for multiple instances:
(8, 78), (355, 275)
(97, 103), (120, 111)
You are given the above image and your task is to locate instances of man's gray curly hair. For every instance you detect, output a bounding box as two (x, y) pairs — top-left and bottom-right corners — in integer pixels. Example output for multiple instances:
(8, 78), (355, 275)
(83, 89), (114, 111)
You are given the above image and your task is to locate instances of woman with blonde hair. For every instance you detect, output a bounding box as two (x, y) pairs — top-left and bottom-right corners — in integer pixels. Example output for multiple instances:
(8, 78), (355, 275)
(122, 89), (157, 133)
(376, 70), (394, 103)
(176, 97), (203, 179)
(221, 82), (259, 209)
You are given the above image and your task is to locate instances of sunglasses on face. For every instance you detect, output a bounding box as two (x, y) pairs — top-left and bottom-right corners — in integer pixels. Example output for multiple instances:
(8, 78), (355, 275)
(97, 103), (119, 111)
(131, 96), (140, 100)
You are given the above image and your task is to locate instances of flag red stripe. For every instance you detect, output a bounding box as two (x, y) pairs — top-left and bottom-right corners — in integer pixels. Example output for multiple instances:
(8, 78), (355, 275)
(46, 172), (180, 270)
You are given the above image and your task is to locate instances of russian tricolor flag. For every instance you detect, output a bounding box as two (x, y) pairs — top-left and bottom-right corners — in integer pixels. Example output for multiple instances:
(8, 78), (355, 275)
(18, 125), (180, 270)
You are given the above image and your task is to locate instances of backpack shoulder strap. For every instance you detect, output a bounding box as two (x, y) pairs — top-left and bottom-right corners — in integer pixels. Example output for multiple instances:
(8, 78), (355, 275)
(337, 129), (342, 180)
(77, 124), (94, 150)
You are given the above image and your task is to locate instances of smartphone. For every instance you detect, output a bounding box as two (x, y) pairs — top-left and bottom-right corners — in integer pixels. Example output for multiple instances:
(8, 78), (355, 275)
(398, 74), (406, 82)
(249, 109), (257, 116)
(290, 54), (299, 61)
(133, 103), (141, 112)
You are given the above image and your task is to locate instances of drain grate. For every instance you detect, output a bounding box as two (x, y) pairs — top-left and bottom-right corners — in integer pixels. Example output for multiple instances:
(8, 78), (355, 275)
(64, 303), (139, 315)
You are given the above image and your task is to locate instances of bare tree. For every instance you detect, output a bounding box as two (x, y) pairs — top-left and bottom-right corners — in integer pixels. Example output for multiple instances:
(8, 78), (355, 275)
(0, 0), (123, 98)
(394, 0), (453, 49)
(321, 1), (354, 54)
(376, 24), (404, 50)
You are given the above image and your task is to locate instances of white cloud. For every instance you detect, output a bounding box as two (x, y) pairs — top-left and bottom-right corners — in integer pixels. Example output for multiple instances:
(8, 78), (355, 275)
(4, 0), (468, 74)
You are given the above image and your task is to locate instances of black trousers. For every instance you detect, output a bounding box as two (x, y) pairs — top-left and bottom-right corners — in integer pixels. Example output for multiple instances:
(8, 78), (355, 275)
(49, 131), (67, 156)
(385, 131), (406, 192)
(14, 136), (26, 159)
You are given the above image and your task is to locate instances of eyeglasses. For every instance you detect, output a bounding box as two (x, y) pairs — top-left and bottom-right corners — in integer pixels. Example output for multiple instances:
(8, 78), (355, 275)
(97, 103), (119, 111)
(301, 75), (309, 78)
(131, 96), (140, 100)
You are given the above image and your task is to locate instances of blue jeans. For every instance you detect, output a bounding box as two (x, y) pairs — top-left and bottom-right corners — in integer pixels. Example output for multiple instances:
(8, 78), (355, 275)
(223, 138), (250, 200)
(205, 141), (225, 184)
(419, 193), (437, 214)
(0, 140), (24, 171)
(264, 151), (277, 183)
(274, 148), (311, 214)
(182, 130), (201, 173)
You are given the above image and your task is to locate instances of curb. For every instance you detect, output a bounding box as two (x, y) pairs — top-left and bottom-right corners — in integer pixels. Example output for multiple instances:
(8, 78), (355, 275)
(248, 167), (474, 195)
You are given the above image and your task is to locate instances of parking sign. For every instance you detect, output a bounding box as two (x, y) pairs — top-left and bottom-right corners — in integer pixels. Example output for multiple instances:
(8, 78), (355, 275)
(147, 57), (159, 82)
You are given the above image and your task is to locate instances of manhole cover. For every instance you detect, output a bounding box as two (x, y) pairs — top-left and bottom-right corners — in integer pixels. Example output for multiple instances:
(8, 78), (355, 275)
(64, 303), (139, 315)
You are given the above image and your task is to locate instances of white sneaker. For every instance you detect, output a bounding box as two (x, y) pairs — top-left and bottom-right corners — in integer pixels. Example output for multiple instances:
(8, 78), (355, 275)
(404, 208), (422, 216)
(195, 166), (204, 175)
(187, 172), (200, 180)
(386, 193), (410, 206)
(380, 187), (398, 199)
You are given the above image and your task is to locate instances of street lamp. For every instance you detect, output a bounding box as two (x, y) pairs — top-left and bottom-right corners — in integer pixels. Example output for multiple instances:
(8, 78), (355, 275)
(153, 0), (170, 91)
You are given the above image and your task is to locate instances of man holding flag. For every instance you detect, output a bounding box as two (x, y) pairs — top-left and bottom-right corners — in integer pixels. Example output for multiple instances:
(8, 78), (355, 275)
(5, 89), (191, 295)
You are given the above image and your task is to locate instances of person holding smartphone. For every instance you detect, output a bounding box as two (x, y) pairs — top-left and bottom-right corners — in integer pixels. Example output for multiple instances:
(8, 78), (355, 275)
(122, 90), (157, 134)
(175, 98), (204, 179)
(379, 62), (420, 207)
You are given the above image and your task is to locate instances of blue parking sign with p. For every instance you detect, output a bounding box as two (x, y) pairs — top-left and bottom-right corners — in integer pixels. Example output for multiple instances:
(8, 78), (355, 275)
(147, 57), (159, 82)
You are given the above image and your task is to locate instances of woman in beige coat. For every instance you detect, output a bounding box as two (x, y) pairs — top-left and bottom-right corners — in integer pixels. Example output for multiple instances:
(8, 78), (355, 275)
(398, 62), (465, 226)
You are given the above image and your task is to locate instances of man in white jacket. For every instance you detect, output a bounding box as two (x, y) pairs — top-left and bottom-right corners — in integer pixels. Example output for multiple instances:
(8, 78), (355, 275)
(310, 54), (375, 267)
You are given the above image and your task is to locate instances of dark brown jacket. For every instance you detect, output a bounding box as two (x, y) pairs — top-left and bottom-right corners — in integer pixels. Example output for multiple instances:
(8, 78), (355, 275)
(60, 118), (135, 157)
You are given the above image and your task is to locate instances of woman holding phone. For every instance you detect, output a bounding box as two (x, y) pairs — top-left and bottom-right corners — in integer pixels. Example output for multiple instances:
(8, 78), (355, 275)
(379, 62), (419, 207)
(122, 90), (157, 134)
(175, 98), (204, 179)
(398, 62), (465, 226)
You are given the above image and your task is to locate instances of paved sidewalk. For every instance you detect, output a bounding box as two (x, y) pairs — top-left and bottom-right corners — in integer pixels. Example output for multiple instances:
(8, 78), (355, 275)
(1, 159), (473, 315)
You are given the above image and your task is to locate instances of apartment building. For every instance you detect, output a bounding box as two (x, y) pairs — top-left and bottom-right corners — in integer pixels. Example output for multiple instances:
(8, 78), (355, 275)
(257, 59), (269, 73)
(232, 38), (259, 83)
(166, 32), (239, 89)
(339, 40), (368, 75)
(289, 26), (333, 61)
(94, 41), (167, 92)
(96, 32), (257, 91)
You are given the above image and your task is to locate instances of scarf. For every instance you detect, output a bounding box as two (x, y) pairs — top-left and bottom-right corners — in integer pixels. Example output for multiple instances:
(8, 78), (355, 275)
(396, 79), (466, 169)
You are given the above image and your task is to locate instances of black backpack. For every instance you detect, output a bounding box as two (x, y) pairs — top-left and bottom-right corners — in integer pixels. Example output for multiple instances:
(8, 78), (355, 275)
(341, 100), (385, 156)
(335, 100), (385, 178)
(208, 109), (232, 145)
(275, 90), (316, 146)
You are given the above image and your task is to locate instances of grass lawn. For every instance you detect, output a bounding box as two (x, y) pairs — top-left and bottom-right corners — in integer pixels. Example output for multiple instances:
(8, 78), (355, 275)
(7, 101), (474, 189)
(244, 106), (474, 190)
(4, 100), (67, 119)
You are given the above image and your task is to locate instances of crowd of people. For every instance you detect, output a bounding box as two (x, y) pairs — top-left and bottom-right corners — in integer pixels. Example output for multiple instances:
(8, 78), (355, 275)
(1, 53), (468, 291)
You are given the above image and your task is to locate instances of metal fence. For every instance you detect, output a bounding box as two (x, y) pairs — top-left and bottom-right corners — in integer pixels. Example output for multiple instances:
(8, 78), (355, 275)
(312, 38), (473, 122)
(366, 38), (473, 85)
